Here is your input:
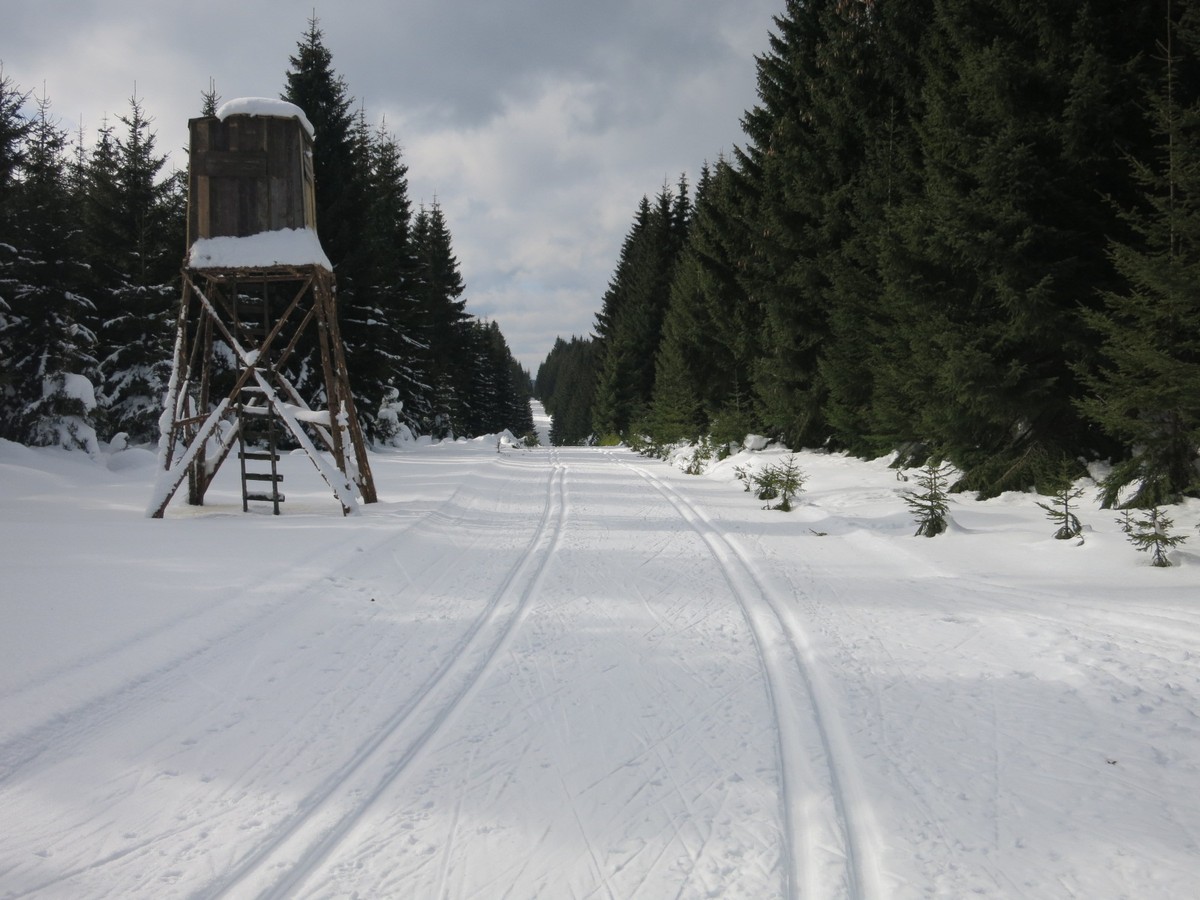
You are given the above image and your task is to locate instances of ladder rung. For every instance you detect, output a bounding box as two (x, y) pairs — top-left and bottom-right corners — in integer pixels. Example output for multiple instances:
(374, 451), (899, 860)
(245, 492), (285, 503)
(239, 451), (278, 461)
(244, 473), (283, 482)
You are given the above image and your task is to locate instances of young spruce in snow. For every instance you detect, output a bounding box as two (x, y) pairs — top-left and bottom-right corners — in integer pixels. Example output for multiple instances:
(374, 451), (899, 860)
(1127, 506), (1187, 567)
(905, 459), (954, 537)
(752, 454), (806, 512)
(1036, 467), (1085, 541)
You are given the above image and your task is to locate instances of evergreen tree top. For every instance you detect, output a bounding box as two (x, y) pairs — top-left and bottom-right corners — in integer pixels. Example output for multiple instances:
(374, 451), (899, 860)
(283, 15), (355, 143)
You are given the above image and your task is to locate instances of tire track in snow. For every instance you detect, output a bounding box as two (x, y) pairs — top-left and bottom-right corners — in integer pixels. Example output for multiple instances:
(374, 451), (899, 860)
(199, 453), (569, 900)
(616, 454), (884, 900)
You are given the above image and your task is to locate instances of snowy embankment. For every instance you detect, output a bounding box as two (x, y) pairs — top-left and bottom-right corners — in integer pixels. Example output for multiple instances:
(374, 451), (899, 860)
(1, 411), (1199, 899)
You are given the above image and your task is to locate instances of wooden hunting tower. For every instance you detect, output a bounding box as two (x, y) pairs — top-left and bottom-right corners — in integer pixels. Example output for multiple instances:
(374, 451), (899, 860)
(150, 98), (377, 517)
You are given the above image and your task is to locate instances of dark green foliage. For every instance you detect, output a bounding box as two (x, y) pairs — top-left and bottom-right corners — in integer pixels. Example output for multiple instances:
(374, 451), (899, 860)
(282, 20), (376, 410)
(683, 437), (715, 475)
(1127, 506), (1187, 566)
(753, 454), (806, 511)
(0, 64), (29, 208)
(537, 335), (598, 446)
(409, 201), (472, 437)
(0, 92), (98, 450)
(648, 332), (703, 445)
(557, 0), (1183, 500)
(455, 319), (533, 438)
(819, 1), (930, 457)
(736, 0), (841, 449)
(904, 460), (954, 538)
(592, 183), (689, 437)
(1080, 1), (1200, 508)
(343, 119), (428, 440)
(0, 66), (33, 403)
(87, 96), (182, 443)
(649, 161), (762, 447)
(873, 0), (1157, 496)
(283, 16), (362, 282)
(1035, 463), (1086, 540)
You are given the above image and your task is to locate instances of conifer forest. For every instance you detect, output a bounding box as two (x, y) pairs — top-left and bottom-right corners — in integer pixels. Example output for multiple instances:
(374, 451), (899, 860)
(537, 0), (1200, 505)
(4, 2), (1200, 508)
(0, 20), (534, 454)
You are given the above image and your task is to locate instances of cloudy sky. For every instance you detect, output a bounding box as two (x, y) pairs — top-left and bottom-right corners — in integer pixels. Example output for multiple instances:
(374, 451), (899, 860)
(6, 0), (782, 372)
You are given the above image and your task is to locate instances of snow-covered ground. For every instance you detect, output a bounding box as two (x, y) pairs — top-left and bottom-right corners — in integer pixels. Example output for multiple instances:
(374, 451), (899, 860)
(2, 404), (1199, 899)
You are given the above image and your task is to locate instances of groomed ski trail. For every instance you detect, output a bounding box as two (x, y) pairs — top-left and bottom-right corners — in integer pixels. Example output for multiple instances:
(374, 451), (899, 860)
(202, 455), (569, 899)
(616, 454), (886, 900)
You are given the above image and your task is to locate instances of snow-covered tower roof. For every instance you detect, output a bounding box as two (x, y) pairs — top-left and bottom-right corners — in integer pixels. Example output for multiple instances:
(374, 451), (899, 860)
(186, 98), (322, 267)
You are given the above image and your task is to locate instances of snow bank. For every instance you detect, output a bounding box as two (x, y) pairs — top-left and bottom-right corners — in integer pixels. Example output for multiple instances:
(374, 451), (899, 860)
(215, 97), (314, 139)
(4, 438), (1200, 899)
(188, 227), (332, 270)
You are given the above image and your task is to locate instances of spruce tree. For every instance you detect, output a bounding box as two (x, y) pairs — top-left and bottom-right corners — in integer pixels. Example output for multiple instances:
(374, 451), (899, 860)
(904, 459), (954, 538)
(1, 93), (99, 451)
(200, 79), (220, 117)
(648, 161), (760, 446)
(358, 121), (427, 438)
(411, 201), (470, 437)
(538, 335), (597, 446)
(736, 0), (845, 449)
(283, 16), (361, 274)
(818, 0), (930, 457)
(0, 66), (32, 405)
(648, 329), (703, 444)
(874, 0), (1158, 495)
(1128, 505), (1187, 566)
(1036, 461), (1086, 540)
(591, 184), (687, 437)
(90, 96), (180, 443)
(1080, 0), (1200, 507)
(282, 16), (370, 404)
(0, 65), (28, 210)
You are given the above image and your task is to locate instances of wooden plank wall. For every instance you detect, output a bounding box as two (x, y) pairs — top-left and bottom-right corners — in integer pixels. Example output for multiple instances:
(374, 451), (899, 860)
(187, 115), (316, 247)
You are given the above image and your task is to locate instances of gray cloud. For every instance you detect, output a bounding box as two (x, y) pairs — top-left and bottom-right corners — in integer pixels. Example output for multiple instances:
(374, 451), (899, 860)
(5, 0), (780, 371)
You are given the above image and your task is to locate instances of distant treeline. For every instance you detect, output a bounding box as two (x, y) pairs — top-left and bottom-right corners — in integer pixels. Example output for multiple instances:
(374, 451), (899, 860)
(537, 0), (1200, 506)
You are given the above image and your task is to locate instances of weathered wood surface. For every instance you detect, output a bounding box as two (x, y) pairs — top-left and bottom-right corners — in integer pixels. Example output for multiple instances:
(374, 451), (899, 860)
(187, 115), (317, 245)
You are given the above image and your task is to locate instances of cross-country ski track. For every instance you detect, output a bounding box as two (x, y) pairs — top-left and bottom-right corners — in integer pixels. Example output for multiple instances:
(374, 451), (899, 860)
(3, 417), (1200, 898)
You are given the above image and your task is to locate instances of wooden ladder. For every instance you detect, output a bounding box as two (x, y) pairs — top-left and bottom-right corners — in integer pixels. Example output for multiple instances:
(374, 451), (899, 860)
(237, 387), (284, 514)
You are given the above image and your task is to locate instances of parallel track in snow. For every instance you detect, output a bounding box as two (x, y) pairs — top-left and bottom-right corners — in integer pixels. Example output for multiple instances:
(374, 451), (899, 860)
(0, 466), (537, 900)
(0, 463), (495, 795)
(199, 452), (568, 900)
(616, 454), (883, 900)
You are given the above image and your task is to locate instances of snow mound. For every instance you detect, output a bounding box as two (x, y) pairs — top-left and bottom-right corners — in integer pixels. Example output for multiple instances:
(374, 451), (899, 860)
(215, 97), (314, 139)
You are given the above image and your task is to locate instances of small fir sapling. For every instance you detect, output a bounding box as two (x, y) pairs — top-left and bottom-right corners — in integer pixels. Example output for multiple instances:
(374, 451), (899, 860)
(748, 455), (807, 510)
(1036, 467), (1085, 540)
(1114, 508), (1136, 534)
(766, 454), (806, 511)
(1127, 506), (1187, 567)
(904, 459), (954, 537)
(752, 466), (781, 502)
(685, 437), (714, 475)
